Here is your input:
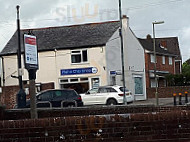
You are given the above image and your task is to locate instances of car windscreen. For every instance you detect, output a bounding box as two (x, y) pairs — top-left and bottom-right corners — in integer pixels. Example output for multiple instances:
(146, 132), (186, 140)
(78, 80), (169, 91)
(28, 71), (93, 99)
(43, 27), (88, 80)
(119, 87), (129, 92)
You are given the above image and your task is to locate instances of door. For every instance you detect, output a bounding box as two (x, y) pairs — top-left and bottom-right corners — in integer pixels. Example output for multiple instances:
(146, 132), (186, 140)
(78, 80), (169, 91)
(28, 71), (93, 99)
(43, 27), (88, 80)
(96, 87), (109, 104)
(82, 88), (98, 105)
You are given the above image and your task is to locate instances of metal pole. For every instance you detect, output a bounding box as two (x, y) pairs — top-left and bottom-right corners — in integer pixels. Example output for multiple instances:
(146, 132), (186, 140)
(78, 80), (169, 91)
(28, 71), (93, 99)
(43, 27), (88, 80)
(16, 5), (26, 108)
(119, 0), (127, 105)
(152, 23), (158, 106)
(152, 21), (164, 106)
(16, 5), (23, 90)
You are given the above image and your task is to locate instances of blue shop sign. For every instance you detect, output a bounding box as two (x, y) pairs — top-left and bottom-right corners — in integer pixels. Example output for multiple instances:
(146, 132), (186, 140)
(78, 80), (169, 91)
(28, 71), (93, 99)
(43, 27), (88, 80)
(61, 67), (98, 76)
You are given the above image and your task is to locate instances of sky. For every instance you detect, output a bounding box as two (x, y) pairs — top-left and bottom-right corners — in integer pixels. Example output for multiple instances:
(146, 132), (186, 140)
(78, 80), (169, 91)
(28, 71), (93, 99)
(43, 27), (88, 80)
(0, 0), (190, 62)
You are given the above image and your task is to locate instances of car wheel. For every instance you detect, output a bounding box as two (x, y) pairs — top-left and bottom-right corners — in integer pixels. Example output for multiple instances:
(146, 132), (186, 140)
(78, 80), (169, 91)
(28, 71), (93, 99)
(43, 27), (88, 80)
(107, 99), (117, 105)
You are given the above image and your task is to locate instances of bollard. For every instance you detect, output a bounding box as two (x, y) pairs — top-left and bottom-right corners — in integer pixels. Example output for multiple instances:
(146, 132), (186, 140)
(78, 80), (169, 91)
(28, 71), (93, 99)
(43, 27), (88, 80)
(179, 93), (182, 105)
(173, 93), (177, 106)
(185, 91), (188, 103)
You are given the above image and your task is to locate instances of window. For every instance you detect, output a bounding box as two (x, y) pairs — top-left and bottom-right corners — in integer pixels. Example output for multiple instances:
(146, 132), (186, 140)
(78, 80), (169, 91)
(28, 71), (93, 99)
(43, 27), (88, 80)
(134, 77), (143, 94)
(71, 49), (88, 63)
(150, 54), (156, 63)
(39, 91), (53, 101)
(98, 88), (108, 93)
(169, 57), (173, 65)
(162, 56), (165, 64)
(150, 79), (158, 88)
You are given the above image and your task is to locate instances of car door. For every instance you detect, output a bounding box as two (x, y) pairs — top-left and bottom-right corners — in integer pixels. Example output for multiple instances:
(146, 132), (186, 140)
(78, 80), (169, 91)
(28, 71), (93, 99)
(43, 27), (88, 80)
(96, 87), (109, 104)
(51, 90), (66, 107)
(82, 88), (98, 105)
(37, 91), (53, 107)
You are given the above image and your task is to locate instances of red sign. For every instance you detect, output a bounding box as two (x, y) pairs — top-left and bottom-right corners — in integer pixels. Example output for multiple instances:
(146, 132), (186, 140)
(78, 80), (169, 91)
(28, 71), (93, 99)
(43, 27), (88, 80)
(25, 37), (36, 45)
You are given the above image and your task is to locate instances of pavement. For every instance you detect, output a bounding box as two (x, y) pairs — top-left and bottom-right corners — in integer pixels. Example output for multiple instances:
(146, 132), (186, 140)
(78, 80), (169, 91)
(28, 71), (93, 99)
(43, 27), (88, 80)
(128, 97), (188, 106)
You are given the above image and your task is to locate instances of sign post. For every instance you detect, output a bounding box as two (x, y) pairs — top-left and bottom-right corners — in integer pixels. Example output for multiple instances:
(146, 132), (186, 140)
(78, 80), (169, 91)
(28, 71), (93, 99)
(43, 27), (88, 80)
(24, 34), (38, 119)
(16, 5), (26, 108)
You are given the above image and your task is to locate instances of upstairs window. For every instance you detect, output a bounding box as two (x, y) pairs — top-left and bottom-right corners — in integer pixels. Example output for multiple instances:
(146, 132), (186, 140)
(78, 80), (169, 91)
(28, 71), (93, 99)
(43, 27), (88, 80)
(162, 56), (165, 64)
(169, 57), (173, 65)
(71, 49), (88, 63)
(150, 54), (156, 63)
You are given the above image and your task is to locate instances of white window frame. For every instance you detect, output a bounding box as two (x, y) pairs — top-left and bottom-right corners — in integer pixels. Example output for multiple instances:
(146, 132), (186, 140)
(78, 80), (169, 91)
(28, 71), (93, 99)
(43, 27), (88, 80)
(162, 56), (165, 64)
(169, 57), (173, 65)
(71, 49), (88, 64)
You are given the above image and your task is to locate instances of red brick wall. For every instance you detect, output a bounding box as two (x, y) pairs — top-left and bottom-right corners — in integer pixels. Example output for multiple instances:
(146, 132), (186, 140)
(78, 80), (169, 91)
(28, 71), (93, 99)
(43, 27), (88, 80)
(0, 82), (54, 109)
(147, 86), (190, 98)
(1, 110), (190, 141)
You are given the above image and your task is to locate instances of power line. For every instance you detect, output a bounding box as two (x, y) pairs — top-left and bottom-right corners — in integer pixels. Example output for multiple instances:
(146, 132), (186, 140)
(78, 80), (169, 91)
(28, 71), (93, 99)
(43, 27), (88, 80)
(126, 0), (184, 11)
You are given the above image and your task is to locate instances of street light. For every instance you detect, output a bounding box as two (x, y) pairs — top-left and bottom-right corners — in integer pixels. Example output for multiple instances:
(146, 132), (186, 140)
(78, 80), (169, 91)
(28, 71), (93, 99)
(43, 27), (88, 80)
(152, 21), (164, 106)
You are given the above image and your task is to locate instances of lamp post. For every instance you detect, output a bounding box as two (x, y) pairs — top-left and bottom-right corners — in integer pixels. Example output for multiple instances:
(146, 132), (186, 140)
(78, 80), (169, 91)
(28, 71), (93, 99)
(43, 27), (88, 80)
(152, 21), (164, 106)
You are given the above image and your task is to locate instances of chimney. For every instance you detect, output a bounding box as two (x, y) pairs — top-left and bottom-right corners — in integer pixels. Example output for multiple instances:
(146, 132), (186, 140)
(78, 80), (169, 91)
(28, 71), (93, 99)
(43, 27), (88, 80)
(146, 34), (152, 40)
(122, 15), (129, 29)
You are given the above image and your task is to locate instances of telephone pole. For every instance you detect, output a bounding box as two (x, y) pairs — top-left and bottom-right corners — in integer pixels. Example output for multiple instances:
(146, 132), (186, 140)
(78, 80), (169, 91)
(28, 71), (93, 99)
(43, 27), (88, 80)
(119, 0), (127, 105)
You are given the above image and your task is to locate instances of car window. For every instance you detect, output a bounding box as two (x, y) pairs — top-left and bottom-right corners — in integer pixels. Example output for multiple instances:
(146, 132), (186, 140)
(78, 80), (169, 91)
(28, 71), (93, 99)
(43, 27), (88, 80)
(119, 87), (129, 92)
(53, 90), (64, 98)
(87, 88), (98, 94)
(98, 88), (108, 93)
(39, 91), (53, 101)
(107, 88), (117, 92)
(61, 90), (77, 99)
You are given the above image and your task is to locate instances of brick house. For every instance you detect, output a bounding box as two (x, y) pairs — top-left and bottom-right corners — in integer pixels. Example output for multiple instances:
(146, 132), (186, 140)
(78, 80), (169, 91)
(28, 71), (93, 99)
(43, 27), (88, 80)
(139, 35), (182, 88)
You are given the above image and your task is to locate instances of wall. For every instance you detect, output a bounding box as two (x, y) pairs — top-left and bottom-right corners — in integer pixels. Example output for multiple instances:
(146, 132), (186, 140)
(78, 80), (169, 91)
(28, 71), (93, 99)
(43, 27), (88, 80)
(147, 86), (190, 98)
(1, 109), (190, 141)
(123, 26), (146, 101)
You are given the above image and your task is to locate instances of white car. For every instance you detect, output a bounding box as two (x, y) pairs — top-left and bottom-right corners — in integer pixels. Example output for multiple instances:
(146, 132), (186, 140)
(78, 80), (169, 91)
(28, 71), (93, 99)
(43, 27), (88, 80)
(80, 85), (133, 105)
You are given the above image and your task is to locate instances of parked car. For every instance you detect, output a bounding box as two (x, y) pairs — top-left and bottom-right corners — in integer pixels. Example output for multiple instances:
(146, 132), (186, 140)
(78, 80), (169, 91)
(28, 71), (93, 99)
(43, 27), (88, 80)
(80, 85), (133, 105)
(25, 89), (83, 108)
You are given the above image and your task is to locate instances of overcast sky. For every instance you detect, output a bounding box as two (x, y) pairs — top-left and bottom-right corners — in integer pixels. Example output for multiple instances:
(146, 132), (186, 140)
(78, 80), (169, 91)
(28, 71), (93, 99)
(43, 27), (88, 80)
(0, 0), (189, 62)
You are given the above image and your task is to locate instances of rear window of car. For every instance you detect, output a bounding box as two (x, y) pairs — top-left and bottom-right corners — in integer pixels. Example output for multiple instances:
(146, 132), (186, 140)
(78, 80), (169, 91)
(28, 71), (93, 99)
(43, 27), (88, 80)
(119, 87), (129, 92)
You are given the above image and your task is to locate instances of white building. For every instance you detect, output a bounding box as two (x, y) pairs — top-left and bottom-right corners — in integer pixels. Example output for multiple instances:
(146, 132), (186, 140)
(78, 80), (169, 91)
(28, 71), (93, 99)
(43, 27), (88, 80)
(0, 16), (146, 100)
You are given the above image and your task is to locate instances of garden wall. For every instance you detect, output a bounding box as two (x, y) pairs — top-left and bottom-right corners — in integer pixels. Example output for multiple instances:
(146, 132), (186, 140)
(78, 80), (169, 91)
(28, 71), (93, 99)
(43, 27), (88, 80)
(0, 110), (190, 142)
(147, 86), (190, 98)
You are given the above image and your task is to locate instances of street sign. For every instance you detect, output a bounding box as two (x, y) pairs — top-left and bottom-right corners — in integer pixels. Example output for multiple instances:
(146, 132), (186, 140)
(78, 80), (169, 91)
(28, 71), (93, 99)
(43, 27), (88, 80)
(24, 34), (38, 70)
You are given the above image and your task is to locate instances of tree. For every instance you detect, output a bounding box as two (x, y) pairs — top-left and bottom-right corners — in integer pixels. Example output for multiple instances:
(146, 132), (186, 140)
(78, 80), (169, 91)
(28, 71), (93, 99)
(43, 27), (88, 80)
(165, 61), (190, 86)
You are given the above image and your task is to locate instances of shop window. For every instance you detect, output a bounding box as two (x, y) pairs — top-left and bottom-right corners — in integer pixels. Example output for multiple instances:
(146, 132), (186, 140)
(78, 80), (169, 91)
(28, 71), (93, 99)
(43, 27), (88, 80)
(91, 78), (100, 89)
(70, 78), (79, 82)
(71, 49), (88, 63)
(60, 79), (69, 83)
(80, 78), (88, 82)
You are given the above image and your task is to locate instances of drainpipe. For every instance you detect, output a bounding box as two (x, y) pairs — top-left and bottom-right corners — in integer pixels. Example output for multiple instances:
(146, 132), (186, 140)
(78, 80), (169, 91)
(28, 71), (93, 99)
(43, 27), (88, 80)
(1, 57), (5, 86)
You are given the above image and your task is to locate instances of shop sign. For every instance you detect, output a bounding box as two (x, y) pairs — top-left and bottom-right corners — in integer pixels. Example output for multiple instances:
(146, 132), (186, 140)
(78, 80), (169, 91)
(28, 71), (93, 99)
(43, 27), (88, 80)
(61, 67), (98, 76)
